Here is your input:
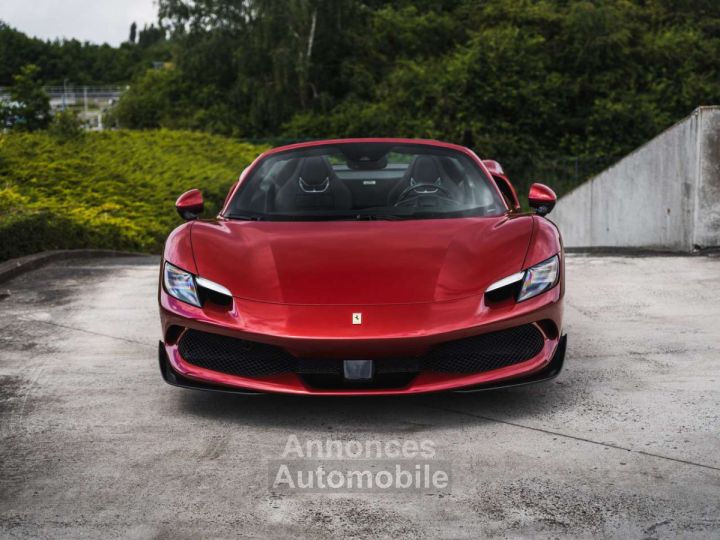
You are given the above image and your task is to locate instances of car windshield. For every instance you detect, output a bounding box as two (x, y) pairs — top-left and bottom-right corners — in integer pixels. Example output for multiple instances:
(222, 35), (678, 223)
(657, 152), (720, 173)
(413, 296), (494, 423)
(226, 142), (506, 220)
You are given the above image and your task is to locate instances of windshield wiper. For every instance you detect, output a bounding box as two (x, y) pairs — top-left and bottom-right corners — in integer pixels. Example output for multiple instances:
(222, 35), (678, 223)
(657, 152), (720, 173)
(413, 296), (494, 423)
(226, 213), (263, 221)
(367, 214), (412, 220)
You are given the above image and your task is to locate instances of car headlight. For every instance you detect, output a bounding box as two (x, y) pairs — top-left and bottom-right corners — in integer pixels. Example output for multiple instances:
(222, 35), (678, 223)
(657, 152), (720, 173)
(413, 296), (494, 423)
(163, 262), (201, 307)
(517, 255), (560, 302)
(485, 255), (560, 303)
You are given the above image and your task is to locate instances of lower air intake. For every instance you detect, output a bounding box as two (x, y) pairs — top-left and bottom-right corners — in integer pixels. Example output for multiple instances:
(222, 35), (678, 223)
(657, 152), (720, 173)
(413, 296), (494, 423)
(177, 323), (545, 379)
(426, 324), (544, 373)
(178, 329), (296, 377)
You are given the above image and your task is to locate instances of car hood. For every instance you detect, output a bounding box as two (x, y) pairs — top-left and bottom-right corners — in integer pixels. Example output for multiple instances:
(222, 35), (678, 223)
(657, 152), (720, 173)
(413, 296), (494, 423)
(190, 216), (533, 305)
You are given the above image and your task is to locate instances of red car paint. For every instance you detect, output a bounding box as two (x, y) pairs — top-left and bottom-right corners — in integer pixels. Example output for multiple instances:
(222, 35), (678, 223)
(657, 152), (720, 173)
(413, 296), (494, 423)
(159, 138), (564, 395)
(528, 183), (558, 215)
(189, 216), (533, 304)
(482, 159), (521, 210)
(175, 188), (204, 220)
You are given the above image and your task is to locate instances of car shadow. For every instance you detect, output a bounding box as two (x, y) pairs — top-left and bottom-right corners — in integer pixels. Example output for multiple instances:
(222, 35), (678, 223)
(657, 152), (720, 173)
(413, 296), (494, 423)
(172, 376), (578, 433)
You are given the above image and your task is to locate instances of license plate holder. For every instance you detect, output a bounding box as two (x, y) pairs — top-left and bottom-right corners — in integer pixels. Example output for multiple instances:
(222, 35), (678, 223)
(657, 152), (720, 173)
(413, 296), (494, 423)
(343, 360), (374, 381)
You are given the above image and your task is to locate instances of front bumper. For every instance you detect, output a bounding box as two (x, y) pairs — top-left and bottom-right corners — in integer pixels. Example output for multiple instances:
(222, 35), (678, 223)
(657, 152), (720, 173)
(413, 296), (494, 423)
(159, 333), (566, 395)
(158, 284), (564, 395)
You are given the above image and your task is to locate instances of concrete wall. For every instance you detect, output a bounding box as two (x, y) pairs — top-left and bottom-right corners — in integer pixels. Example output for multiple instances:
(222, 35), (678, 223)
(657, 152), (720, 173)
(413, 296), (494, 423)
(551, 107), (720, 251)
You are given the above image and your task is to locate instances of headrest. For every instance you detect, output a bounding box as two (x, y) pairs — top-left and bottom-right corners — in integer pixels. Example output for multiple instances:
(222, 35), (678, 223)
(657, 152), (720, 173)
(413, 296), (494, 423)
(412, 156), (443, 185)
(299, 157), (330, 186)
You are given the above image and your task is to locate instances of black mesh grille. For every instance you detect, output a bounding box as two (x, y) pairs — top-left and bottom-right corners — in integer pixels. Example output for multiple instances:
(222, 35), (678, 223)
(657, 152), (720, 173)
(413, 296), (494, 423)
(177, 324), (544, 380)
(425, 324), (544, 373)
(178, 329), (296, 377)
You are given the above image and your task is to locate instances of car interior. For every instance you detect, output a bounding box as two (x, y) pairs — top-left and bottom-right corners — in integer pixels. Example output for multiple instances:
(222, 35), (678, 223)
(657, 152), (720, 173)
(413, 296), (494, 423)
(230, 144), (505, 218)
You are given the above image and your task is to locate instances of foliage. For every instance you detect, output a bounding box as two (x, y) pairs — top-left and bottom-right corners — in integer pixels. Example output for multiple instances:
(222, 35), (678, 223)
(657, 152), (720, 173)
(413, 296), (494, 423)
(285, 0), (720, 193)
(3, 1), (720, 196)
(109, 67), (187, 130)
(151, 0), (379, 137)
(3, 64), (51, 131)
(48, 109), (85, 140)
(0, 21), (171, 86)
(103, 0), (720, 195)
(0, 130), (267, 261)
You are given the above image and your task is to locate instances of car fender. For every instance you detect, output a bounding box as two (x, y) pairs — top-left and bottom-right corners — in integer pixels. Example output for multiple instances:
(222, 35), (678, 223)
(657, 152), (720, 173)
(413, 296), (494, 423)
(523, 216), (561, 267)
(523, 216), (564, 298)
(163, 222), (198, 274)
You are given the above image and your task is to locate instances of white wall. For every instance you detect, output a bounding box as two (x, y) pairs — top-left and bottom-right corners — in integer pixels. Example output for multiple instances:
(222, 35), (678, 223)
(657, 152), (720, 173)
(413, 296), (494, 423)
(694, 108), (720, 248)
(551, 107), (720, 251)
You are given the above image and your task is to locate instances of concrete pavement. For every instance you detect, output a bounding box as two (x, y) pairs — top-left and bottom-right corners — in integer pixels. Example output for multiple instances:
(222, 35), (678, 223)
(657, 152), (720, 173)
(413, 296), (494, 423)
(1, 254), (719, 538)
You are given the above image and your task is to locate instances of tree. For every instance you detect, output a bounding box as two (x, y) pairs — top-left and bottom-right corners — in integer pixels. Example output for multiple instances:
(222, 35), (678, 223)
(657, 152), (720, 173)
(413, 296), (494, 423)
(111, 67), (188, 130)
(137, 24), (165, 48)
(48, 109), (84, 139)
(7, 0), (716, 195)
(129, 22), (137, 44)
(155, 0), (360, 135)
(8, 64), (50, 131)
(0, 21), (170, 86)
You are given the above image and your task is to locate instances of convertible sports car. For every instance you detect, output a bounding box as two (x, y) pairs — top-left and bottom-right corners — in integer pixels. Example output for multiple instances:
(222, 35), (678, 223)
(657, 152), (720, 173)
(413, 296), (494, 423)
(158, 138), (566, 395)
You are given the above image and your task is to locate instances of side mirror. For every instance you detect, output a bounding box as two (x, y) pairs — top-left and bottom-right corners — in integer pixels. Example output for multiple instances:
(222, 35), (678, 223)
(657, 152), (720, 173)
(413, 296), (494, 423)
(176, 189), (204, 221)
(528, 183), (557, 216)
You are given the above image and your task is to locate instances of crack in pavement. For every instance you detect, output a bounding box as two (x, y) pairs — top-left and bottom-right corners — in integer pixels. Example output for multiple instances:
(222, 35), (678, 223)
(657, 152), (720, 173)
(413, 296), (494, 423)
(423, 404), (720, 473)
(25, 319), (156, 349)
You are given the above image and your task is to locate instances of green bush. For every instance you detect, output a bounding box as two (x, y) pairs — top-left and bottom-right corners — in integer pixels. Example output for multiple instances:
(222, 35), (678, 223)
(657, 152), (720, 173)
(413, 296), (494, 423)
(0, 130), (267, 261)
(48, 110), (85, 140)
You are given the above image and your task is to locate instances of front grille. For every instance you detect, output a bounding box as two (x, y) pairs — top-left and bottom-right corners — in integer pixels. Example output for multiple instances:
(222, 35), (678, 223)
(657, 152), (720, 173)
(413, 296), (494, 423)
(178, 329), (296, 377)
(426, 324), (545, 373)
(177, 324), (545, 382)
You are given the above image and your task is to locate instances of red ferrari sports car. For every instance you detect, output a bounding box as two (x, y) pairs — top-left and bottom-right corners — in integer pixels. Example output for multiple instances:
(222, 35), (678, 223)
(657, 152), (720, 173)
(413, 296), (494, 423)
(158, 138), (565, 395)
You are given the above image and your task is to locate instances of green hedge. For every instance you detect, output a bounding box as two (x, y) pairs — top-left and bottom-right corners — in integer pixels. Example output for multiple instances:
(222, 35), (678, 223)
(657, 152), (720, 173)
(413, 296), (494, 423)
(0, 130), (267, 261)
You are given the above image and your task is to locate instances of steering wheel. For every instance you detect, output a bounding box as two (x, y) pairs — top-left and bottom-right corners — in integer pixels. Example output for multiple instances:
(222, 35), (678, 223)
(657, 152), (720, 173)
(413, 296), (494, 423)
(393, 182), (460, 207)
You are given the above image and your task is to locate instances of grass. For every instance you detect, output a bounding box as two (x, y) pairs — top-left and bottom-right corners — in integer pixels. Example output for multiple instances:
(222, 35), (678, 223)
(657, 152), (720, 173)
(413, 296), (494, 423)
(0, 130), (267, 261)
